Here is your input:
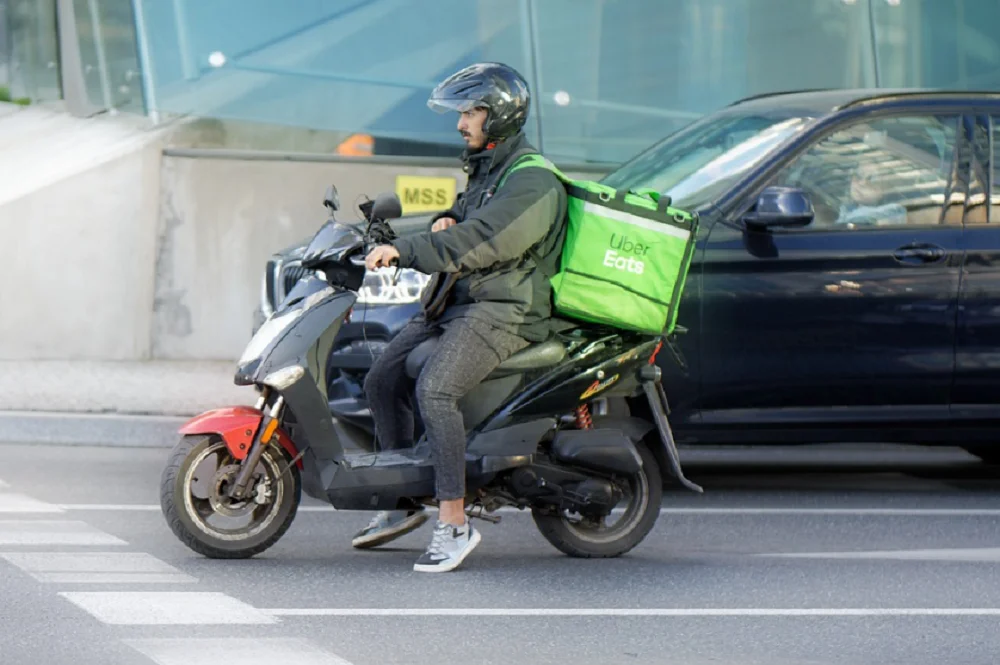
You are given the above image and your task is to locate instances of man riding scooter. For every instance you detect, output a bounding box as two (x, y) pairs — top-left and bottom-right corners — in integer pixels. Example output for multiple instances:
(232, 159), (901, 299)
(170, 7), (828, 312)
(359, 62), (568, 573)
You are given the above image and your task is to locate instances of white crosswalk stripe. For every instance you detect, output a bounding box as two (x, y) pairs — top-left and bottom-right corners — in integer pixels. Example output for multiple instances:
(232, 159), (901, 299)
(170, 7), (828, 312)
(1, 486), (354, 665)
(0, 493), (65, 513)
(124, 637), (354, 665)
(40, 572), (197, 583)
(59, 591), (278, 625)
(0, 552), (197, 584)
(0, 520), (127, 546)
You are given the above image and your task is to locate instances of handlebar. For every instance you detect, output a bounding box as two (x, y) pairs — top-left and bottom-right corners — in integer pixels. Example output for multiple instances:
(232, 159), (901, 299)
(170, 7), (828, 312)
(300, 193), (402, 280)
(365, 218), (397, 248)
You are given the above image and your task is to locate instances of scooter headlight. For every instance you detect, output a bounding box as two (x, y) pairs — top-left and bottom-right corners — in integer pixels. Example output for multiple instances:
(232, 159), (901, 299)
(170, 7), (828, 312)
(263, 365), (306, 390)
(356, 268), (429, 305)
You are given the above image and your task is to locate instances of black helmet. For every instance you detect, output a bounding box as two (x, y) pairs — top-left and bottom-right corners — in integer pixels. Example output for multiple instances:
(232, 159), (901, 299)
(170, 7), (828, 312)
(427, 62), (530, 141)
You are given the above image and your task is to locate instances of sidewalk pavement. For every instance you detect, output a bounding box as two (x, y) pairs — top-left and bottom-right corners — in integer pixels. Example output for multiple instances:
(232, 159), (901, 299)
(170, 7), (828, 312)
(0, 360), (255, 447)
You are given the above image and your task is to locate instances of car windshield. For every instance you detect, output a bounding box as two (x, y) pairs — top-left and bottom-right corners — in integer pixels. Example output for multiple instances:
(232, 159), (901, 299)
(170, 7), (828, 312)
(601, 109), (817, 210)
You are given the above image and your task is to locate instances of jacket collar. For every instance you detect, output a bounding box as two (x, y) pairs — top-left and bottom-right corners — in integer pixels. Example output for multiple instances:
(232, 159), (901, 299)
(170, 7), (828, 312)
(461, 132), (527, 177)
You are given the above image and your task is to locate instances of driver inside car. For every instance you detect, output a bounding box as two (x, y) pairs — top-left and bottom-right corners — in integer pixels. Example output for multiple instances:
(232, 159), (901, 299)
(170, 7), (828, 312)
(359, 62), (568, 573)
(836, 160), (908, 228)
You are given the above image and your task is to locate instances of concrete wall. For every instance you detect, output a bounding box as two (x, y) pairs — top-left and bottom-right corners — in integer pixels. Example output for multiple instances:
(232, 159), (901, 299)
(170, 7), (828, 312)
(152, 156), (469, 360)
(0, 105), (609, 361)
(0, 104), (166, 361)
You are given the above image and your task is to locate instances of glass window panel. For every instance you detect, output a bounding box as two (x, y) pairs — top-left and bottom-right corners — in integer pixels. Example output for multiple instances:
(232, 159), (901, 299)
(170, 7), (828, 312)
(5, 0), (61, 103)
(874, 0), (1000, 89)
(532, 0), (873, 163)
(769, 114), (961, 229)
(139, 0), (534, 156)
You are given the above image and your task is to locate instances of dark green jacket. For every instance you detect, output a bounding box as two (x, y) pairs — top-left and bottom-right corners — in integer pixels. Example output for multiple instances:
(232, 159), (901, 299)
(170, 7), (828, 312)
(391, 132), (567, 342)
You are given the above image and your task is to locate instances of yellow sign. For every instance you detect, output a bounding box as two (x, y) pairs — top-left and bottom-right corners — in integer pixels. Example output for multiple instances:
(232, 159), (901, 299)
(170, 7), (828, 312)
(395, 175), (456, 214)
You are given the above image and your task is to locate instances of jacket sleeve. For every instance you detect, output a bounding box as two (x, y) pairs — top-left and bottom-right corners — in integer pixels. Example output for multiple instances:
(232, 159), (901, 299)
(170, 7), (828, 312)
(393, 168), (561, 274)
(426, 193), (465, 231)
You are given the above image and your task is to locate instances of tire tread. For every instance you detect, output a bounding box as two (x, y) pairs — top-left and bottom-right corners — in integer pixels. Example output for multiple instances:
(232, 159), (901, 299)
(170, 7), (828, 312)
(159, 434), (300, 560)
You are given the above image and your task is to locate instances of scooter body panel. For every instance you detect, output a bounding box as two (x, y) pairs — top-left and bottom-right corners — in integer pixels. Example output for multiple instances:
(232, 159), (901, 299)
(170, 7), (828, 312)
(178, 406), (303, 470)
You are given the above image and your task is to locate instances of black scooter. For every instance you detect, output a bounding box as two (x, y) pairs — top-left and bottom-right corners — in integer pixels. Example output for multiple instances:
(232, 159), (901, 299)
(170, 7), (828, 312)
(160, 190), (702, 560)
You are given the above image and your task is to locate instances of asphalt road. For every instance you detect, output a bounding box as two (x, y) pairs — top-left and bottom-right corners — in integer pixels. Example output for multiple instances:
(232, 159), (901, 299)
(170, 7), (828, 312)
(2, 441), (1000, 665)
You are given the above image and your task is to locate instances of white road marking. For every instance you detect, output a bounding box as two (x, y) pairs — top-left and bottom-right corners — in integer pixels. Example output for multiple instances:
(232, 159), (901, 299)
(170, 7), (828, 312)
(58, 504), (162, 512)
(57, 504), (336, 512)
(54, 503), (1000, 516)
(0, 520), (127, 546)
(0, 552), (197, 583)
(0, 479), (8, 489)
(655, 508), (1000, 516)
(124, 637), (353, 665)
(35, 572), (197, 583)
(261, 607), (1000, 618)
(0, 493), (65, 513)
(759, 547), (1000, 562)
(59, 591), (277, 625)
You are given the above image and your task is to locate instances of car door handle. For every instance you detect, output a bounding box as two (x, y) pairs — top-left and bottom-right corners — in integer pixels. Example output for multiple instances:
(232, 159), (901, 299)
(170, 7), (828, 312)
(893, 243), (946, 264)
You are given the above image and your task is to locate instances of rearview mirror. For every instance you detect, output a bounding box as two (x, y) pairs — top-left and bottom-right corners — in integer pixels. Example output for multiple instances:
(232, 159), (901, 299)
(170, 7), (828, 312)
(323, 184), (340, 212)
(371, 192), (403, 221)
(743, 186), (814, 229)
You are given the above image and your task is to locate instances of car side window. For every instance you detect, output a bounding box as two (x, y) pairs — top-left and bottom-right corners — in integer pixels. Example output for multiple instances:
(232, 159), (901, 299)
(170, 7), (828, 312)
(769, 114), (961, 230)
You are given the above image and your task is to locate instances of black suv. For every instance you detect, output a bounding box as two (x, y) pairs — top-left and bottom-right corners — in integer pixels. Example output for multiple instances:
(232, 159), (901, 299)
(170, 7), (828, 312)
(258, 89), (1000, 462)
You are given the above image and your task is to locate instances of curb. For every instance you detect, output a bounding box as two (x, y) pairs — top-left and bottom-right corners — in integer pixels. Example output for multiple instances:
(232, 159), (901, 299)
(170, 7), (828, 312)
(0, 411), (187, 447)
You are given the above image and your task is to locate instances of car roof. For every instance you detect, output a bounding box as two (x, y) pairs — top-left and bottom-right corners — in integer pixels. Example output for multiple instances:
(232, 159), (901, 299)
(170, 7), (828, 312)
(728, 88), (1000, 115)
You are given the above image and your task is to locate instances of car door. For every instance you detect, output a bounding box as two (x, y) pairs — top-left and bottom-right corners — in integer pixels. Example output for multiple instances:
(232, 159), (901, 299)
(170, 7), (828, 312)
(951, 111), (1000, 417)
(697, 111), (965, 426)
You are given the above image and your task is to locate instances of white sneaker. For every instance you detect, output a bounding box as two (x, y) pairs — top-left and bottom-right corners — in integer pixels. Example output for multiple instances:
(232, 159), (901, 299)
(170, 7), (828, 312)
(413, 520), (482, 573)
(351, 509), (429, 549)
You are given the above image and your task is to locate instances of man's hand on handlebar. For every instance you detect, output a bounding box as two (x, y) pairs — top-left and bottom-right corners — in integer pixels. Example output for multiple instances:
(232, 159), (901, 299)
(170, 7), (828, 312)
(431, 217), (457, 232)
(365, 244), (400, 271)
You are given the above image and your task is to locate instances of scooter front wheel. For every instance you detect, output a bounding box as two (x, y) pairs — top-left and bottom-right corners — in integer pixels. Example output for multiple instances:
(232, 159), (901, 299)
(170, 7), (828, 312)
(160, 434), (301, 559)
(532, 442), (662, 558)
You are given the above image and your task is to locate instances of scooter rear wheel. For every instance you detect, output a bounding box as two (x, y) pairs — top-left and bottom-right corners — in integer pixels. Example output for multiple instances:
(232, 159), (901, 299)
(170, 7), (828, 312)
(160, 434), (301, 559)
(531, 443), (662, 558)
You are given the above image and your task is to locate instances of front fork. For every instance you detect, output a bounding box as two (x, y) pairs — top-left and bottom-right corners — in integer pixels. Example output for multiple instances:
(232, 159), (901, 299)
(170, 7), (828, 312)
(229, 387), (285, 500)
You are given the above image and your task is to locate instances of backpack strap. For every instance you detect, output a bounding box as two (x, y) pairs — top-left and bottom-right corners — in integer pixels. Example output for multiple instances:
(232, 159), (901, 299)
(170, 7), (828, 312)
(497, 153), (560, 190)
(492, 150), (565, 281)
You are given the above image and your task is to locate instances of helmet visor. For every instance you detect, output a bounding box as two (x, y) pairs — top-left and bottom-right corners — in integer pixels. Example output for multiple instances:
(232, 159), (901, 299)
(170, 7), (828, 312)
(427, 97), (485, 114)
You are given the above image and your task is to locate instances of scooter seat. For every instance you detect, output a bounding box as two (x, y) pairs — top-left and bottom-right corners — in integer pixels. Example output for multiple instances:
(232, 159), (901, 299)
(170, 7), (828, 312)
(405, 337), (567, 380)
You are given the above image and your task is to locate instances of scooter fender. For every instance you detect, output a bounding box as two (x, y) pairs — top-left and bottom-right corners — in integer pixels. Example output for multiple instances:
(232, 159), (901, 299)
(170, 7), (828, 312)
(178, 406), (302, 469)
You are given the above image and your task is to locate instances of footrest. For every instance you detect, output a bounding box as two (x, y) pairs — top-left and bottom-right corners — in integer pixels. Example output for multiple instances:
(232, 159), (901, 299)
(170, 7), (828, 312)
(343, 449), (427, 470)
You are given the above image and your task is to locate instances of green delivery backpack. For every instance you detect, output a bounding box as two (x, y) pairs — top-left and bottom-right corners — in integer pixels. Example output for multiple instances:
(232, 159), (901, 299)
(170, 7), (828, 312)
(497, 153), (699, 336)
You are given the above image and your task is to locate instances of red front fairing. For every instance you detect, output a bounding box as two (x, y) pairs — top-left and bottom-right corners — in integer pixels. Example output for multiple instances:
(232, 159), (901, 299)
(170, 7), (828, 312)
(179, 406), (302, 468)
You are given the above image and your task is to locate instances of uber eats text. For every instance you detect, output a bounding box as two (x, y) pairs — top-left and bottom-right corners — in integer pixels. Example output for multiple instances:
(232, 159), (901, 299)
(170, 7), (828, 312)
(603, 234), (647, 275)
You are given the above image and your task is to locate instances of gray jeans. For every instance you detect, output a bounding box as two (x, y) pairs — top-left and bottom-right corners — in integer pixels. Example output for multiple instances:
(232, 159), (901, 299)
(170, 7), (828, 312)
(363, 314), (528, 501)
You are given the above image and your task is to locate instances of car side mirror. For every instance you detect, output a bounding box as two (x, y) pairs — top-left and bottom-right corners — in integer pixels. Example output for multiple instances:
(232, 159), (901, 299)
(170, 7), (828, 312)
(371, 192), (403, 221)
(742, 186), (814, 230)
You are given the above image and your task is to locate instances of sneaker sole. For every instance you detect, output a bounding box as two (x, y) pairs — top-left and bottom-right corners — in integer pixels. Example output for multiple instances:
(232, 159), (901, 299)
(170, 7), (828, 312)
(413, 528), (482, 573)
(352, 511), (430, 549)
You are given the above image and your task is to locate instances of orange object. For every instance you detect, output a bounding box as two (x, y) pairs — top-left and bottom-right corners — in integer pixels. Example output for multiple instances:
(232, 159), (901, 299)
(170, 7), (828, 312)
(336, 133), (374, 156)
(649, 340), (663, 365)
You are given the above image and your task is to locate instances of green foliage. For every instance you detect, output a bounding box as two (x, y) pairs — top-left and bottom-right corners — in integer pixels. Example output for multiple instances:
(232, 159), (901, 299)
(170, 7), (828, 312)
(0, 87), (32, 105)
